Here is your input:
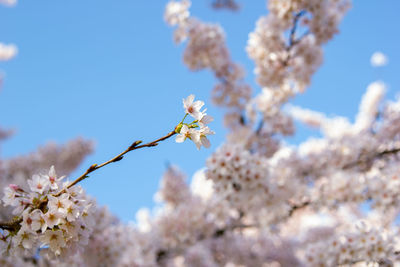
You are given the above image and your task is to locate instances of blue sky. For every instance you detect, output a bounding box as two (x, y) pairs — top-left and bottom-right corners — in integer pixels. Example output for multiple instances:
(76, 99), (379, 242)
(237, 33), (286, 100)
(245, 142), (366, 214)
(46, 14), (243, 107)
(0, 1), (399, 222)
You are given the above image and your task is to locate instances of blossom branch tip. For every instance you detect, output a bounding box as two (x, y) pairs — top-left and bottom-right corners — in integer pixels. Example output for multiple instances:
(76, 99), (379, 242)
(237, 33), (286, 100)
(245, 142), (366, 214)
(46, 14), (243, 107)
(176, 94), (215, 149)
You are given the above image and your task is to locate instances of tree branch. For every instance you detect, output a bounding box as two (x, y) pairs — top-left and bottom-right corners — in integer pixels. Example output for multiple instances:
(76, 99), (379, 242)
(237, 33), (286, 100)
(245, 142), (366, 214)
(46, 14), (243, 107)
(0, 216), (22, 232)
(342, 147), (400, 170)
(288, 200), (310, 217)
(288, 10), (306, 48)
(282, 10), (307, 66)
(55, 130), (176, 196)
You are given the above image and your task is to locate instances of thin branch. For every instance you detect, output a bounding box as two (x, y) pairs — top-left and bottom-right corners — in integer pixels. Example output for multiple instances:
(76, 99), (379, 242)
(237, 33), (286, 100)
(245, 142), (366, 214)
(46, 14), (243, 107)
(213, 223), (255, 238)
(288, 10), (306, 48)
(282, 10), (307, 66)
(0, 217), (22, 232)
(342, 147), (400, 170)
(288, 201), (310, 217)
(255, 120), (264, 136)
(55, 130), (176, 196)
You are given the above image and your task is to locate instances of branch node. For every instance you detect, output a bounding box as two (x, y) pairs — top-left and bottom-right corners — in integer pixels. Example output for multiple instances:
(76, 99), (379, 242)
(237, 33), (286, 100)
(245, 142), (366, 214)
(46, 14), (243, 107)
(129, 140), (142, 150)
(88, 164), (98, 172)
(114, 155), (124, 162)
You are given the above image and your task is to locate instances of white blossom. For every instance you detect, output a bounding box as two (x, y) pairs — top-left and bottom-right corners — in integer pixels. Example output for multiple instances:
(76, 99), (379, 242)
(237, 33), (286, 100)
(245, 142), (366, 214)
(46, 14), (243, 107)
(1, 166), (95, 259)
(27, 174), (49, 195)
(371, 51), (388, 67)
(176, 124), (200, 144)
(176, 95), (214, 149)
(40, 229), (66, 255)
(0, 43), (17, 61)
(13, 226), (36, 252)
(183, 94), (205, 120)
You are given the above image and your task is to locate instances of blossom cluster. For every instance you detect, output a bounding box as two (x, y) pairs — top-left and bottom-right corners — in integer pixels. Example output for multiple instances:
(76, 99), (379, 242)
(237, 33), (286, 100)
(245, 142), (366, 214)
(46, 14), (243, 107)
(304, 221), (396, 266)
(0, 138), (93, 223)
(283, 81), (400, 211)
(1, 166), (94, 259)
(205, 143), (302, 225)
(165, 0), (252, 129)
(175, 94), (215, 150)
(245, 0), (351, 147)
(248, 0), (351, 90)
(162, 0), (400, 266)
(155, 165), (191, 207)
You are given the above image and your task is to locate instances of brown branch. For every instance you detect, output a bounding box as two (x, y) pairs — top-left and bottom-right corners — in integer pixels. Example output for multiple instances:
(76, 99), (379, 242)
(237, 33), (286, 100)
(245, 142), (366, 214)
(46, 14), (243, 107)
(282, 10), (307, 67)
(288, 200), (310, 217)
(55, 130), (176, 196)
(342, 147), (400, 170)
(288, 10), (306, 48)
(213, 223), (255, 238)
(0, 216), (22, 232)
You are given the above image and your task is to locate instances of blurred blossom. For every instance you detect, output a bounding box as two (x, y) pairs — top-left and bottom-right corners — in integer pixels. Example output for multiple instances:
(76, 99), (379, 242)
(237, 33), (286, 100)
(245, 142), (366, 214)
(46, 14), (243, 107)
(0, 43), (18, 61)
(371, 51), (388, 67)
(0, 0), (16, 7)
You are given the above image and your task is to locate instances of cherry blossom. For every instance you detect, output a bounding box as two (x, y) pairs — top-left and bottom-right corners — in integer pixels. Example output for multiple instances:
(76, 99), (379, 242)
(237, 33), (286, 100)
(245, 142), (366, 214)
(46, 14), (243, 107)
(1, 0), (400, 266)
(183, 94), (205, 120)
(175, 124), (200, 144)
(175, 94), (215, 149)
(0, 166), (95, 258)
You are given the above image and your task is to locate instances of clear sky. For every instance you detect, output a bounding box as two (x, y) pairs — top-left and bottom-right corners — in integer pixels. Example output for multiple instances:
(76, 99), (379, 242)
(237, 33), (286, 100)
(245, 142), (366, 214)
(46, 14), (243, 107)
(0, 1), (399, 222)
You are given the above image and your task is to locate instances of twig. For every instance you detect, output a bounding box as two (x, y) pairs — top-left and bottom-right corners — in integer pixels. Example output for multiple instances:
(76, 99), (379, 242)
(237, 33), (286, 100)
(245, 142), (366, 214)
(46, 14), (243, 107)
(288, 201), (310, 217)
(55, 130), (176, 196)
(213, 223), (255, 238)
(288, 10), (306, 48)
(0, 216), (22, 232)
(255, 120), (264, 136)
(342, 147), (400, 170)
(282, 10), (307, 66)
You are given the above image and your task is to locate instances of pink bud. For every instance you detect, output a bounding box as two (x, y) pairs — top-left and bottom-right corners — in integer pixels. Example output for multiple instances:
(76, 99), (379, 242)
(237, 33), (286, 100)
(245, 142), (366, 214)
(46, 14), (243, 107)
(9, 184), (20, 191)
(9, 184), (25, 193)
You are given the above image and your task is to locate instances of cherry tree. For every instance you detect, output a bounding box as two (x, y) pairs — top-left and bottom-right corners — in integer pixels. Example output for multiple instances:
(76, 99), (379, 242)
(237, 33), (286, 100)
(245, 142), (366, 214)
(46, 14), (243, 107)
(1, 0), (400, 266)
